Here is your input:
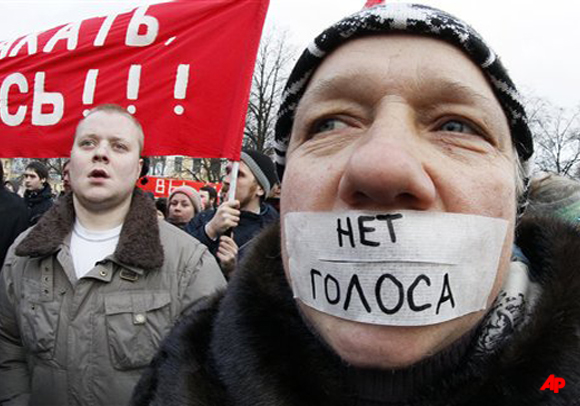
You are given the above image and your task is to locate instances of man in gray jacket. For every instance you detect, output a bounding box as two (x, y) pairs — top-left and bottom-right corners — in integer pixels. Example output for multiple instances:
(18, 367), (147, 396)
(0, 104), (227, 406)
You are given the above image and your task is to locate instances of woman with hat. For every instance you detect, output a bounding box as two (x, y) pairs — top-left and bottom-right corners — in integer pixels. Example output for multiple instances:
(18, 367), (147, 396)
(166, 186), (202, 230)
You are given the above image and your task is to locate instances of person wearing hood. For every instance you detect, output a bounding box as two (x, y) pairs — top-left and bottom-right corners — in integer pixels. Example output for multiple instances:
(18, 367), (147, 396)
(132, 3), (579, 405)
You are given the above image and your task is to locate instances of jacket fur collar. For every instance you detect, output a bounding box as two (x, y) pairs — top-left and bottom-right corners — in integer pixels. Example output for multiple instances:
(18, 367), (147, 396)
(16, 189), (164, 271)
(133, 215), (580, 405)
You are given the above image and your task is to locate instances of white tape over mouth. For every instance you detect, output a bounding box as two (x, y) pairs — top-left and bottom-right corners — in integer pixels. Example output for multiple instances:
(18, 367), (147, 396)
(284, 210), (508, 327)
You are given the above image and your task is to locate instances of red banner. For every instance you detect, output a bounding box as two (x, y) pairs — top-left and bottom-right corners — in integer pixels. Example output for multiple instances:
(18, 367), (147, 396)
(137, 176), (221, 199)
(0, 0), (269, 160)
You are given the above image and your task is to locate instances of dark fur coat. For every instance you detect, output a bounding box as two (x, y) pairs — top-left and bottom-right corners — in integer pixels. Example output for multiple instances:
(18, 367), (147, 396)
(131, 216), (580, 406)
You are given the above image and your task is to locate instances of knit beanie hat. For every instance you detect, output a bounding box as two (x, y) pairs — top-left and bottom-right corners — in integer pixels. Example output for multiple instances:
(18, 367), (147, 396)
(241, 150), (279, 197)
(168, 186), (202, 214)
(274, 2), (534, 217)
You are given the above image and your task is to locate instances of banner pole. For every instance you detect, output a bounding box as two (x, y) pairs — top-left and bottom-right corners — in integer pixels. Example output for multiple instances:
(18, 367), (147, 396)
(227, 161), (240, 202)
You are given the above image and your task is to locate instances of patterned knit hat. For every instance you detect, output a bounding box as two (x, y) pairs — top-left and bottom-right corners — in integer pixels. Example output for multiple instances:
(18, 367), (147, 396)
(274, 2), (534, 216)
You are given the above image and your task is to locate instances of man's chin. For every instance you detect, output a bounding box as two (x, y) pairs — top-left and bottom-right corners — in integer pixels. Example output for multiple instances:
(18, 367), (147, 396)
(298, 302), (479, 369)
(74, 192), (129, 213)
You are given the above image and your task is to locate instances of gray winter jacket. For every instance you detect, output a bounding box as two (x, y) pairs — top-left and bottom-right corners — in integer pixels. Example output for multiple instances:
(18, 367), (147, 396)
(0, 190), (227, 406)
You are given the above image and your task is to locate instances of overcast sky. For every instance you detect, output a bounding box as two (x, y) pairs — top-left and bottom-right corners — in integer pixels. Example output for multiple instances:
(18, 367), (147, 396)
(0, 0), (578, 109)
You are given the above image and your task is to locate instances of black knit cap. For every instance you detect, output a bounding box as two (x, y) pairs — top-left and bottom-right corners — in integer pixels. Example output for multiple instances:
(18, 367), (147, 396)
(241, 149), (279, 197)
(273, 3), (534, 216)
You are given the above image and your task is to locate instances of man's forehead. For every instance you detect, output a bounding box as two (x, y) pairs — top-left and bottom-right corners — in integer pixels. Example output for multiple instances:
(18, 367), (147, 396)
(75, 110), (143, 148)
(78, 111), (136, 133)
(238, 161), (255, 177)
(293, 35), (509, 148)
(301, 37), (496, 102)
(227, 160), (250, 172)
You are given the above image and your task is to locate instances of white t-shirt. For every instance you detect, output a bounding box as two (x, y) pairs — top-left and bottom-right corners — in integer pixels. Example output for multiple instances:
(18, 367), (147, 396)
(70, 219), (122, 279)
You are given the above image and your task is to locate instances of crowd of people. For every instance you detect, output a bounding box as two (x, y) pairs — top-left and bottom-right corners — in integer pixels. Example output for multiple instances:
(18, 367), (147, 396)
(1, 148), (281, 281)
(0, 2), (579, 406)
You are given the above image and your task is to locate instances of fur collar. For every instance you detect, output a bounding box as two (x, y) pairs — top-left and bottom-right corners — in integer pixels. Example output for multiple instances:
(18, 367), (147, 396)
(215, 216), (580, 405)
(16, 189), (164, 271)
(134, 216), (580, 405)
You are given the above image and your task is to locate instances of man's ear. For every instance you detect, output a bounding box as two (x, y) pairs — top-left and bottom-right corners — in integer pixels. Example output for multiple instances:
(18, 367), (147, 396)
(138, 158), (144, 176)
(256, 184), (265, 198)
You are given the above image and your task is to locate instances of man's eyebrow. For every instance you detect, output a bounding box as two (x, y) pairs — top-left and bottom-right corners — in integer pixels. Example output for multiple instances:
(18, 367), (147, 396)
(300, 70), (377, 104)
(77, 132), (98, 138)
(77, 134), (128, 142)
(300, 70), (503, 119)
(108, 136), (129, 144)
(413, 75), (499, 108)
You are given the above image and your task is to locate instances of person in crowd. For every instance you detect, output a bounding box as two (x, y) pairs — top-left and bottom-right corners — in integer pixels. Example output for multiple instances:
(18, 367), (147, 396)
(138, 156), (151, 190)
(186, 149), (279, 277)
(0, 161), (28, 267)
(527, 172), (580, 223)
(166, 186), (202, 229)
(4, 180), (18, 194)
(264, 181), (281, 213)
(23, 161), (54, 226)
(61, 160), (71, 195)
(0, 104), (227, 406)
(155, 197), (168, 219)
(199, 185), (218, 211)
(132, 3), (579, 406)
(218, 183), (228, 207)
(57, 160), (71, 200)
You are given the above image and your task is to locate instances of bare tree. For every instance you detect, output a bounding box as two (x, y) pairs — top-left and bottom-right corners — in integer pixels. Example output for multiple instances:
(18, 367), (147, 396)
(243, 29), (296, 154)
(39, 158), (68, 180)
(525, 97), (580, 176)
(181, 158), (224, 183)
(8, 157), (68, 181)
(145, 156), (224, 183)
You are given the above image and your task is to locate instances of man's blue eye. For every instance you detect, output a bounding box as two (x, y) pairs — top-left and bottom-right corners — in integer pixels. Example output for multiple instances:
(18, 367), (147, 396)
(439, 120), (477, 135)
(313, 118), (347, 134)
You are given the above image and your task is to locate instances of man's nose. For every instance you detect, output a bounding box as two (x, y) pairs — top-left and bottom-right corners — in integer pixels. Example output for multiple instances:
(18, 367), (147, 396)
(337, 109), (436, 211)
(92, 143), (110, 162)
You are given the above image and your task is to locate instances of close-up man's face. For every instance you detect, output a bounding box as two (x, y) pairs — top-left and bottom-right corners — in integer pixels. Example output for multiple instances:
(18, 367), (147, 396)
(69, 110), (143, 211)
(281, 35), (517, 369)
(23, 169), (44, 191)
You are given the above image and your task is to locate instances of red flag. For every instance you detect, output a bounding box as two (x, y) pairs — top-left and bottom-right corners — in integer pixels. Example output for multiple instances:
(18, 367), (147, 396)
(364, 0), (385, 8)
(0, 0), (269, 160)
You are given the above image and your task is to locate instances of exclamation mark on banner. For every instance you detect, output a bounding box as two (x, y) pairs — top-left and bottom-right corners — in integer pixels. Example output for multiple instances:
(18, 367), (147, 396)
(82, 69), (99, 116)
(127, 64), (141, 114)
(174, 64), (190, 115)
